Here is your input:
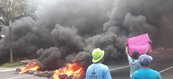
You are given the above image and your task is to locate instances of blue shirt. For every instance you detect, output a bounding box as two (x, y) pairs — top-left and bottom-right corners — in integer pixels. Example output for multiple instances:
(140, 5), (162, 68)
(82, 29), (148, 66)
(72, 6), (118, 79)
(128, 55), (141, 77)
(132, 68), (162, 79)
(86, 63), (112, 79)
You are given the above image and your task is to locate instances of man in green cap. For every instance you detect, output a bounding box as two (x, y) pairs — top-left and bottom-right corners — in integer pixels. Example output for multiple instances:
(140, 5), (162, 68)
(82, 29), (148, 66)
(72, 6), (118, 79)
(86, 48), (112, 79)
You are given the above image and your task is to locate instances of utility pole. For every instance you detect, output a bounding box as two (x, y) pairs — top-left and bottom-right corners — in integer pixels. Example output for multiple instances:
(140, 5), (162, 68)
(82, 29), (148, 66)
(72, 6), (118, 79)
(9, 20), (13, 63)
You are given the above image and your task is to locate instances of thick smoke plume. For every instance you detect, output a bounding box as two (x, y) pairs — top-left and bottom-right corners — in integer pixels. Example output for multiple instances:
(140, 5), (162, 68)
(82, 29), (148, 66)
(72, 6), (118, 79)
(104, 0), (173, 48)
(0, 0), (173, 70)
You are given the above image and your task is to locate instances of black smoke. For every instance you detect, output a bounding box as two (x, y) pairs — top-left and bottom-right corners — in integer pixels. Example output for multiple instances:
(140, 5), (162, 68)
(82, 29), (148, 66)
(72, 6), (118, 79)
(0, 0), (173, 70)
(104, 0), (173, 48)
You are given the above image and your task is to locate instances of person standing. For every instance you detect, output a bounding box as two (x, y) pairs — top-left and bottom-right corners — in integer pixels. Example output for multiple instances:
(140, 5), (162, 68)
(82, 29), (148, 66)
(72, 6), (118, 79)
(132, 54), (162, 79)
(86, 48), (112, 79)
(125, 46), (141, 78)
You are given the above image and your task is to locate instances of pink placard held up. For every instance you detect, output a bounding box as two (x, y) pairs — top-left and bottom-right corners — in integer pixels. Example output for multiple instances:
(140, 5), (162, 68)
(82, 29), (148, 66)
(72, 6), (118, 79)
(127, 33), (152, 56)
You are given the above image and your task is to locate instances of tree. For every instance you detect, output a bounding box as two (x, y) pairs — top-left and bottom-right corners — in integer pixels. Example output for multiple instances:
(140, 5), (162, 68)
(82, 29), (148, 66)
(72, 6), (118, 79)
(0, 0), (30, 62)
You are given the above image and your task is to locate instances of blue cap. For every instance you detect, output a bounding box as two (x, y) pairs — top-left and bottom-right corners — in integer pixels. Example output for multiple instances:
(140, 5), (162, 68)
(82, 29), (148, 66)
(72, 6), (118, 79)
(139, 54), (153, 66)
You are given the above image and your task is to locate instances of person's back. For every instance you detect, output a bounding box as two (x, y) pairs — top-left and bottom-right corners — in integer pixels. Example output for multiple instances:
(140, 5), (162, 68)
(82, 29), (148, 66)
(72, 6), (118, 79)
(132, 54), (162, 79)
(132, 68), (162, 79)
(86, 48), (112, 79)
(86, 63), (111, 79)
(126, 50), (141, 78)
(129, 58), (141, 77)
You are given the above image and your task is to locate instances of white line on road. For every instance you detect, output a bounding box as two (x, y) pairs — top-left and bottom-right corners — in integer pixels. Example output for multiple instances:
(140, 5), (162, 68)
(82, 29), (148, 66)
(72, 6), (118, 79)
(0, 69), (16, 72)
(5, 75), (33, 79)
(109, 65), (173, 73)
(110, 65), (129, 71)
(160, 66), (173, 73)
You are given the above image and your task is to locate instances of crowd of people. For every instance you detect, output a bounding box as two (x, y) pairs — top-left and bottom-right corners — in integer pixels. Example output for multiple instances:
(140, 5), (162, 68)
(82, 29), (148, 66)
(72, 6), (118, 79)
(85, 47), (162, 79)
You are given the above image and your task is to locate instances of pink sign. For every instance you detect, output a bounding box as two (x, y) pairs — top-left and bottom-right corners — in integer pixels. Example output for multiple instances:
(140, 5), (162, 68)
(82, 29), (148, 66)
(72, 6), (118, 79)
(127, 33), (152, 56)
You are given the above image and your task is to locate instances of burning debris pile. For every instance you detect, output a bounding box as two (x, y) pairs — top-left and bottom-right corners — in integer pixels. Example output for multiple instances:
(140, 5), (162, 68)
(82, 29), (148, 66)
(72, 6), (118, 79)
(51, 63), (84, 79)
(16, 62), (84, 79)
(16, 61), (40, 74)
(16, 61), (53, 77)
(16, 46), (86, 78)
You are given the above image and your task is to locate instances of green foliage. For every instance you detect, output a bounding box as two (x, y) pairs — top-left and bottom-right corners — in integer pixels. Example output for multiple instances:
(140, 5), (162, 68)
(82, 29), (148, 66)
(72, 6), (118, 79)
(0, 0), (29, 25)
(1, 62), (23, 67)
(0, 19), (5, 26)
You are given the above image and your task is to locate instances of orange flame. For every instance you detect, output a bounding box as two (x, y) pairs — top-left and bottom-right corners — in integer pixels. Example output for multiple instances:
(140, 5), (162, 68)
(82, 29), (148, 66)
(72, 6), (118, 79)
(53, 63), (84, 79)
(18, 62), (40, 74)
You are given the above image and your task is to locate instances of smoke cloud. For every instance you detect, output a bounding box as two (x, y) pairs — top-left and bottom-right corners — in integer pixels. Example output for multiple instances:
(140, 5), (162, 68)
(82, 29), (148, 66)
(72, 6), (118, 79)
(0, 0), (173, 70)
(51, 24), (84, 52)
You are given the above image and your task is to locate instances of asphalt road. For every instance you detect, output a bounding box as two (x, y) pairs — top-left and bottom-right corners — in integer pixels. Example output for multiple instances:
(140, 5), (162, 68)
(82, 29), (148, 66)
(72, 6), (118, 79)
(0, 71), (47, 79)
(0, 49), (173, 79)
(161, 66), (173, 79)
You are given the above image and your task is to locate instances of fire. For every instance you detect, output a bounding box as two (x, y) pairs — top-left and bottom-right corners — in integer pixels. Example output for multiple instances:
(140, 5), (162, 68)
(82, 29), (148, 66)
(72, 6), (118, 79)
(52, 63), (84, 79)
(18, 62), (40, 74)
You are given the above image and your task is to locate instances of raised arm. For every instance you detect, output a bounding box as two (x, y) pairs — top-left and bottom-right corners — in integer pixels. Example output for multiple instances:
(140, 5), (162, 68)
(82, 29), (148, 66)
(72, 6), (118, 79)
(125, 45), (132, 62)
(125, 45), (129, 56)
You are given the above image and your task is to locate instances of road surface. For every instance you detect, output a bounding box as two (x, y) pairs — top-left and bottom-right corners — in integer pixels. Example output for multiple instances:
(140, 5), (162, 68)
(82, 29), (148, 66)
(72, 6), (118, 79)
(0, 70), (47, 79)
(0, 49), (173, 79)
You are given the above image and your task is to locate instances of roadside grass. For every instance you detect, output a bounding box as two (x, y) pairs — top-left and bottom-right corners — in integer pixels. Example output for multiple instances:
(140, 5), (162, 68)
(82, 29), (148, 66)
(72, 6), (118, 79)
(0, 62), (23, 68)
